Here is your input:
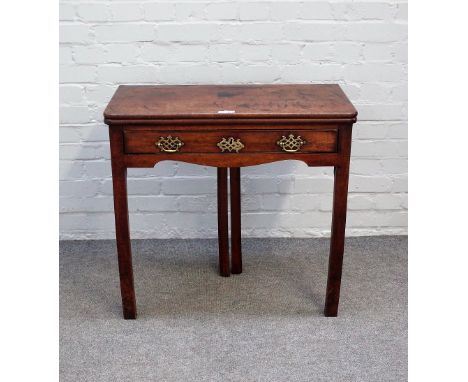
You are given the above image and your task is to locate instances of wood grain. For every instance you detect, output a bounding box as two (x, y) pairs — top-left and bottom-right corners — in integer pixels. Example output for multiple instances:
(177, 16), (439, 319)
(217, 168), (230, 277)
(104, 84), (357, 121)
(109, 126), (137, 319)
(230, 167), (242, 274)
(324, 125), (353, 317)
(124, 129), (338, 154)
(104, 84), (357, 318)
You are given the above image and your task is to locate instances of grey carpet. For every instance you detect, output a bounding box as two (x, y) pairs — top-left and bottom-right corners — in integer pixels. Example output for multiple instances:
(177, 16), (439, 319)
(60, 236), (407, 382)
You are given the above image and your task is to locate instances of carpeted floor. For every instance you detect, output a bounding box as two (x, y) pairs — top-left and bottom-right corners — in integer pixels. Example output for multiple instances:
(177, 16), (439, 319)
(60, 236), (407, 382)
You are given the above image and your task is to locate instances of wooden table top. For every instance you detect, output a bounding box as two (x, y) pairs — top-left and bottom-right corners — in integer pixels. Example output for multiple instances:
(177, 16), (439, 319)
(104, 84), (357, 121)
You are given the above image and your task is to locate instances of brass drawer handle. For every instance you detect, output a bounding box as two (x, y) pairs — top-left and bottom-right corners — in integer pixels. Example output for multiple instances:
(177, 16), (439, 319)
(156, 136), (184, 153)
(217, 137), (244, 153)
(277, 134), (306, 153)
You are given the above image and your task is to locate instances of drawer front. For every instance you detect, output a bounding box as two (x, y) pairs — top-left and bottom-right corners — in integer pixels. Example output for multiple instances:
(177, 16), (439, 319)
(124, 129), (338, 154)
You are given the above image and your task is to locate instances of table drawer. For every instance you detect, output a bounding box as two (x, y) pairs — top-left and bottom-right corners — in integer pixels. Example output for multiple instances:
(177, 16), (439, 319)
(124, 129), (338, 154)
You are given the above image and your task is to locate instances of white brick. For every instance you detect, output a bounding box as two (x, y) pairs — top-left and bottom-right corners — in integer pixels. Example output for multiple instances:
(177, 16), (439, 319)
(278, 177), (294, 194)
(348, 194), (374, 210)
(350, 175), (392, 193)
(299, 2), (333, 20)
(59, 0), (408, 239)
(350, 159), (382, 175)
(171, 45), (208, 62)
(60, 143), (110, 160)
(144, 3), (175, 21)
(60, 85), (84, 105)
(261, 194), (292, 211)
(205, 3), (238, 21)
(381, 159), (407, 175)
(60, 196), (114, 213)
(60, 213), (115, 233)
(175, 3), (205, 20)
(353, 122), (388, 139)
(339, 83), (360, 102)
(60, 106), (90, 124)
(60, 4), (76, 21)
(243, 177), (279, 194)
(390, 175), (408, 193)
(294, 177), (334, 193)
(270, 2), (299, 21)
(239, 2), (270, 21)
(162, 178), (216, 195)
(387, 123), (408, 139)
(60, 161), (84, 180)
(242, 195), (265, 212)
(347, 2), (397, 21)
(302, 43), (334, 61)
(127, 178), (163, 195)
(157, 23), (218, 42)
(393, 42), (408, 63)
(60, 65), (96, 83)
(175, 163), (210, 176)
(110, 3), (143, 21)
(97, 65), (158, 83)
(160, 64), (222, 84)
(59, 24), (91, 43)
(374, 194), (405, 210)
(60, 180), (99, 198)
(77, 4), (110, 22)
(105, 44), (140, 64)
(243, 161), (306, 176)
(333, 42), (362, 62)
(239, 44), (271, 62)
(239, 23), (283, 42)
(390, 83), (408, 102)
(84, 85), (116, 105)
(129, 196), (179, 212)
(235, 64), (281, 83)
(344, 23), (407, 42)
(79, 125), (109, 142)
(82, 161), (111, 179)
(94, 24), (154, 43)
(74, 45), (107, 64)
(60, 127), (82, 143)
(344, 63), (405, 82)
(352, 140), (406, 158)
(129, 163), (177, 178)
(290, 194), (320, 211)
(60, 46), (74, 65)
(209, 43), (241, 62)
(283, 23), (337, 41)
(271, 44), (301, 62)
(395, 3), (408, 20)
(357, 104), (407, 121)
(161, 213), (217, 234)
(281, 63), (342, 82)
(358, 84), (393, 103)
(363, 43), (393, 62)
(177, 196), (215, 213)
(141, 44), (173, 62)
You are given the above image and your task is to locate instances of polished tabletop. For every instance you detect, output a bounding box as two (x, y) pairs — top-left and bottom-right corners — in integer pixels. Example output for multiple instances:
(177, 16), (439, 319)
(104, 84), (357, 121)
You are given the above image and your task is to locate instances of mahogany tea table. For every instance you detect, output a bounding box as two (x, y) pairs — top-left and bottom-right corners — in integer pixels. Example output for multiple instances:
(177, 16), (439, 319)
(104, 84), (357, 319)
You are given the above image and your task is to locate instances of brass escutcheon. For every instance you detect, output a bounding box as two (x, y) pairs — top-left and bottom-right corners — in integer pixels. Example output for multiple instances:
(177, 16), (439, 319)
(156, 136), (184, 153)
(217, 137), (245, 153)
(276, 134), (306, 153)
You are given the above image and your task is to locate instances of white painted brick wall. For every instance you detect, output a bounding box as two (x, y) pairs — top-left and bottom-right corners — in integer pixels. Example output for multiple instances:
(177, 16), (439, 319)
(59, 0), (408, 240)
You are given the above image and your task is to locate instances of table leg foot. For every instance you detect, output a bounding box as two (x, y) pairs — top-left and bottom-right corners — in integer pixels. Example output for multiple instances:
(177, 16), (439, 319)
(230, 167), (242, 274)
(110, 127), (138, 319)
(217, 167), (230, 277)
(324, 163), (350, 317)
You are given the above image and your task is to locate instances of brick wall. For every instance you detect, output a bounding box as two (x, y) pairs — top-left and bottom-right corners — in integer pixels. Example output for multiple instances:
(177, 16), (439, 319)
(59, 0), (408, 239)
